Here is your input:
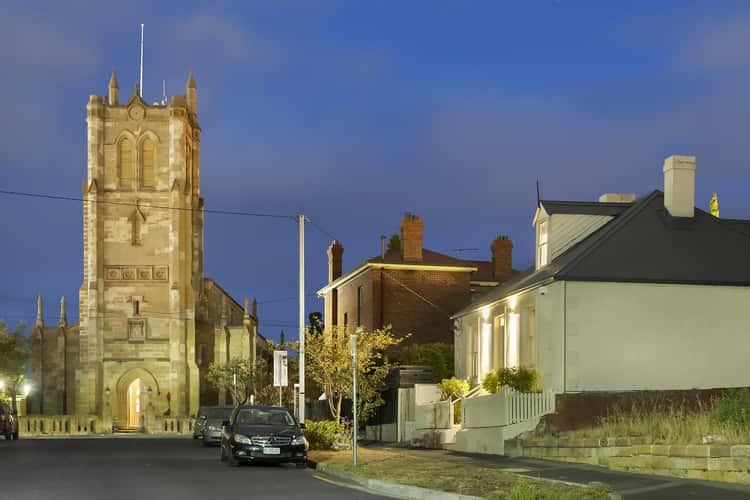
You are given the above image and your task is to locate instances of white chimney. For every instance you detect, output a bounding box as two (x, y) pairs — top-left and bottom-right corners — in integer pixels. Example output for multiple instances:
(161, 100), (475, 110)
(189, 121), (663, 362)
(598, 193), (636, 203)
(663, 155), (696, 218)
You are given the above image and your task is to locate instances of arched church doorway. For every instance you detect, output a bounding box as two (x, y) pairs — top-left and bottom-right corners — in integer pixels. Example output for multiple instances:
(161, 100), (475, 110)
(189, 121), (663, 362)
(126, 378), (144, 428)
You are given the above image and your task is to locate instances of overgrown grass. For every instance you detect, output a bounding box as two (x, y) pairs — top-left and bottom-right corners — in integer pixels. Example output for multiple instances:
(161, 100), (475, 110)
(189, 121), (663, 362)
(564, 390), (750, 445)
(310, 447), (609, 499)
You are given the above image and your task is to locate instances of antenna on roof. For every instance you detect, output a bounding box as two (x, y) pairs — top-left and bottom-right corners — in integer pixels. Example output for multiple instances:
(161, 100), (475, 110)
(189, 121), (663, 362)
(162, 79), (167, 105)
(139, 24), (144, 98)
(536, 180), (541, 207)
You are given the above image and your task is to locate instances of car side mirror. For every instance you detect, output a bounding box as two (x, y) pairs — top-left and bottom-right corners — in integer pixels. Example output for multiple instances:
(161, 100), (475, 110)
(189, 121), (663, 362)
(299, 422), (305, 430)
(199, 415), (207, 420)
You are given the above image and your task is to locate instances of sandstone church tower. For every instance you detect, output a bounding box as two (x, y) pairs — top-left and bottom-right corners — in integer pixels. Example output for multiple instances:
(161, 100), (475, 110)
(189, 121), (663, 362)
(28, 71), (263, 430)
(78, 72), (204, 420)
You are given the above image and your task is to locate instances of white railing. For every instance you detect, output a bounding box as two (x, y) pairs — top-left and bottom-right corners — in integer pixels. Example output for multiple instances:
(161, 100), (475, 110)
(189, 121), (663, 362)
(502, 388), (556, 426)
(462, 388), (556, 429)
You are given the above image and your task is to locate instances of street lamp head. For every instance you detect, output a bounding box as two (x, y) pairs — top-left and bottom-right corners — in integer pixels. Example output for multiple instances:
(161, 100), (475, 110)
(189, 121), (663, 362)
(0, 380), (5, 390)
(105, 386), (111, 396)
(23, 383), (32, 396)
(147, 386), (153, 395)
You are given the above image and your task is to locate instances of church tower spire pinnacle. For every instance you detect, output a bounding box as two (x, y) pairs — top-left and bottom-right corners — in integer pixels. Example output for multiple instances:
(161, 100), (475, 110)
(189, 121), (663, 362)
(36, 294), (44, 328)
(108, 70), (119, 105)
(59, 296), (68, 328)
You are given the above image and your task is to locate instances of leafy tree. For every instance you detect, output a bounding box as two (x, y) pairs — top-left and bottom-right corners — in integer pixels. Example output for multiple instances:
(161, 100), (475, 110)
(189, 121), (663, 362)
(387, 234), (400, 252)
(206, 357), (269, 406)
(0, 321), (29, 415)
(306, 325), (405, 425)
(396, 342), (454, 382)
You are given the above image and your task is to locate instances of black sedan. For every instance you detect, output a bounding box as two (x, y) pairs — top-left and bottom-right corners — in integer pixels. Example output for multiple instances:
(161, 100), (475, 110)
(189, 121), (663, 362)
(219, 405), (307, 468)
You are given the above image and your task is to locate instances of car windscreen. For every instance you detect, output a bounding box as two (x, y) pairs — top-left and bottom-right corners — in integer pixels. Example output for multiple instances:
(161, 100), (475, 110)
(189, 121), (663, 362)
(234, 408), (295, 426)
(200, 407), (233, 419)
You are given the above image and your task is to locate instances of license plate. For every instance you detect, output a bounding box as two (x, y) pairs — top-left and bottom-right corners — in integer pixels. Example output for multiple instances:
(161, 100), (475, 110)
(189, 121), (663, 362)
(263, 447), (280, 455)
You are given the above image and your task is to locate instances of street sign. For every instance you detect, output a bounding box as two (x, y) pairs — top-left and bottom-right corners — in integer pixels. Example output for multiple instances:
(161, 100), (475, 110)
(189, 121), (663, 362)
(273, 350), (288, 387)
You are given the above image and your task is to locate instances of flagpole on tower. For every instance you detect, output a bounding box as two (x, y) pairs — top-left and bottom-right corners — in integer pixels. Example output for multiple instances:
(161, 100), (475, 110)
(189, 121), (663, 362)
(139, 24), (144, 97)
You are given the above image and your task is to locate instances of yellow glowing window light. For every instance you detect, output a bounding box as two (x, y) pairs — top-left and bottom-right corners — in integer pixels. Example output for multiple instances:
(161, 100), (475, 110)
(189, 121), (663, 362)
(506, 312), (520, 369)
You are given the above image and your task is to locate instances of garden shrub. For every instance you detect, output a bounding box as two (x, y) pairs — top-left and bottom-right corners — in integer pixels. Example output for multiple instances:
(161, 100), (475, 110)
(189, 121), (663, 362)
(439, 377), (469, 400)
(304, 420), (346, 450)
(482, 367), (539, 393)
(711, 388), (750, 428)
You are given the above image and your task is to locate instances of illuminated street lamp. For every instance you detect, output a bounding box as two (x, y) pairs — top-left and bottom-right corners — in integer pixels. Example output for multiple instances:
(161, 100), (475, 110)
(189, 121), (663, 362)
(23, 383), (32, 396)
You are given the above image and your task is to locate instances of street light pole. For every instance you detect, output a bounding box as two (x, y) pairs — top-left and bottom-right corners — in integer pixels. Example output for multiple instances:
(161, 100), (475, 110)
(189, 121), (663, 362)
(298, 214), (306, 423)
(351, 332), (358, 466)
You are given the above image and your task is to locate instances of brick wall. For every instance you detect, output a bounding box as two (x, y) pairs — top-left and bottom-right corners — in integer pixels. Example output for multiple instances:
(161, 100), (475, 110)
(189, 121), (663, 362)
(545, 388), (741, 431)
(334, 268), (472, 346)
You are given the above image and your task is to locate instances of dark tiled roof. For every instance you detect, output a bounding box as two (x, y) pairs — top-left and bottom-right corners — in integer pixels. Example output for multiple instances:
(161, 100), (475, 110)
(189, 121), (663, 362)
(455, 191), (750, 317)
(367, 248), (476, 268)
(540, 200), (632, 217)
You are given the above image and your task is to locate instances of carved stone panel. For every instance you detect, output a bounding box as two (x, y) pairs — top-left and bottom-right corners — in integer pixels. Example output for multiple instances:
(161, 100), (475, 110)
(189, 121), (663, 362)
(128, 318), (146, 342)
(105, 266), (169, 282)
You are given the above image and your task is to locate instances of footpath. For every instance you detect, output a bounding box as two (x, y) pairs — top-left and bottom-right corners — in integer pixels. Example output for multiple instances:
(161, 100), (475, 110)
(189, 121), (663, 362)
(308, 444), (750, 499)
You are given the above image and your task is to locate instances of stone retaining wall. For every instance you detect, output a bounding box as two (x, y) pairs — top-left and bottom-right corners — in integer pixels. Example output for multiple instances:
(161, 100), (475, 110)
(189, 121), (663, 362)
(520, 436), (750, 484)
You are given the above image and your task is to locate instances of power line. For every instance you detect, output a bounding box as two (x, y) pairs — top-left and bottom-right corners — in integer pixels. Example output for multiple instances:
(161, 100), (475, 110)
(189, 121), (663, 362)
(307, 218), (338, 242)
(0, 189), (295, 220)
(257, 293), (318, 305)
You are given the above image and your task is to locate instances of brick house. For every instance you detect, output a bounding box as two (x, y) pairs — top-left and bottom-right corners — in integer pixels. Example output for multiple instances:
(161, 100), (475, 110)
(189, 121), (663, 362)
(316, 213), (518, 346)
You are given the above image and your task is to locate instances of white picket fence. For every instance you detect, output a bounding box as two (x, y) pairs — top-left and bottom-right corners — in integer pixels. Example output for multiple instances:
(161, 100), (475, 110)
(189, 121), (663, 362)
(502, 388), (556, 426)
(461, 388), (556, 429)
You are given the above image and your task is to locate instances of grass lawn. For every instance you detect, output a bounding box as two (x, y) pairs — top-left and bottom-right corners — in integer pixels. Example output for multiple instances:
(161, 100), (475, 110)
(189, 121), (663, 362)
(309, 447), (610, 499)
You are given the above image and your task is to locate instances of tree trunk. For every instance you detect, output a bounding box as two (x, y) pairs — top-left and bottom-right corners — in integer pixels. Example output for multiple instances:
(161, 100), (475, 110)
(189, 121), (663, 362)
(335, 395), (343, 425)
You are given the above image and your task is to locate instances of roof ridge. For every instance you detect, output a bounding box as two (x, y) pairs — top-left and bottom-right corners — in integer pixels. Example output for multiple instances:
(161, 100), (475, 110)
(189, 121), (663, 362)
(555, 190), (661, 279)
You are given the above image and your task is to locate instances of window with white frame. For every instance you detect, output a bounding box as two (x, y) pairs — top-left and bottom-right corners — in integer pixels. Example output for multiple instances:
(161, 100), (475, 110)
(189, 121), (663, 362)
(537, 220), (549, 268)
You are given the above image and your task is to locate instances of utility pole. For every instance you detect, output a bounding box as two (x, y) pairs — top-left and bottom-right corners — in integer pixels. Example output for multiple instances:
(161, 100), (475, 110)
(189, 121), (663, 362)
(351, 332), (358, 466)
(298, 214), (306, 423)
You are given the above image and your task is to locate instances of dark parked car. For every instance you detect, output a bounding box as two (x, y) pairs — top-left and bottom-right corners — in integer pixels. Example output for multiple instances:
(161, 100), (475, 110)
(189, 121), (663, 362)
(219, 405), (307, 468)
(193, 406), (234, 446)
(0, 402), (19, 440)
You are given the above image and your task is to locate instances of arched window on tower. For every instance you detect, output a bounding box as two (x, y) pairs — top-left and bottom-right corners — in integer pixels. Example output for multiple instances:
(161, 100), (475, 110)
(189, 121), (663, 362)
(141, 138), (155, 189)
(119, 138), (134, 189)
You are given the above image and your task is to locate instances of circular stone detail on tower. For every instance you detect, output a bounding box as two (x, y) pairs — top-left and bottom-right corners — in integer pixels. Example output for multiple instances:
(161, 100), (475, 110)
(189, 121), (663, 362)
(129, 105), (145, 120)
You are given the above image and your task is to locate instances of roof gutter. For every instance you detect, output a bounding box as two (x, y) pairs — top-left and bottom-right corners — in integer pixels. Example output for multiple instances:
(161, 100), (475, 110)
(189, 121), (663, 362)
(450, 276), (556, 320)
(317, 262), (478, 296)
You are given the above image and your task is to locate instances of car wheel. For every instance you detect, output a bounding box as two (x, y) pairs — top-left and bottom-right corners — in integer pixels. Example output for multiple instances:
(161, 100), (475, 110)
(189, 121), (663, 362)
(295, 461), (307, 469)
(219, 442), (228, 462)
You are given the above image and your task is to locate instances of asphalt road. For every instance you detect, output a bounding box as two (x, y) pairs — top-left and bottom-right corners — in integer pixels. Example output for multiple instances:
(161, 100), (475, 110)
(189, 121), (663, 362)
(0, 437), (387, 500)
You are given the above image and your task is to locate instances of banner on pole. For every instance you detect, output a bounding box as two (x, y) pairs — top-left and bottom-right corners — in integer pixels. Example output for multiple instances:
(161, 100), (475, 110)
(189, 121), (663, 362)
(273, 350), (288, 387)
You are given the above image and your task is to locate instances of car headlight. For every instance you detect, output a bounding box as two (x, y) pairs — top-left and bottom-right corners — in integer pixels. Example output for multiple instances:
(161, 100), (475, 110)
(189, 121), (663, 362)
(233, 434), (252, 445)
(291, 435), (305, 446)
(208, 425), (219, 431)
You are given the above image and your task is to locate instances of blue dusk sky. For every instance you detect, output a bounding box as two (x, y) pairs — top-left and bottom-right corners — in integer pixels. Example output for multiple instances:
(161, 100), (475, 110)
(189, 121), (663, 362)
(1, 1), (749, 342)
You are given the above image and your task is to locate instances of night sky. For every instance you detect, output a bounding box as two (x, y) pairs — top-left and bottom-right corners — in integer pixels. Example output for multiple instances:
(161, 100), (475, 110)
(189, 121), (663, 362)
(2, 1), (749, 343)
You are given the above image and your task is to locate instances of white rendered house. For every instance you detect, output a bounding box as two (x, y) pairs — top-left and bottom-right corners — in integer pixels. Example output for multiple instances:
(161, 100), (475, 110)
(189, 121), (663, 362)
(452, 155), (750, 393)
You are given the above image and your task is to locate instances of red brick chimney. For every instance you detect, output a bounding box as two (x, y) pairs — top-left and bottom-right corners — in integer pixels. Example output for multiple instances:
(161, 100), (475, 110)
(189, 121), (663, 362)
(491, 235), (513, 282)
(327, 240), (344, 283)
(400, 213), (424, 262)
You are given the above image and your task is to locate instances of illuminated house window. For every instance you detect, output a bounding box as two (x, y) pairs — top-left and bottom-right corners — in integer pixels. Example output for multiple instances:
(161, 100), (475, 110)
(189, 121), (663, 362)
(141, 138), (155, 189)
(119, 138), (134, 189)
(537, 220), (548, 268)
(505, 312), (520, 369)
(480, 320), (492, 379)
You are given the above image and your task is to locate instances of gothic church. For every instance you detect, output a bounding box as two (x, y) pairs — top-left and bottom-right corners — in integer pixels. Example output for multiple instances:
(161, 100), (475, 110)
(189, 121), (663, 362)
(28, 72), (264, 429)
